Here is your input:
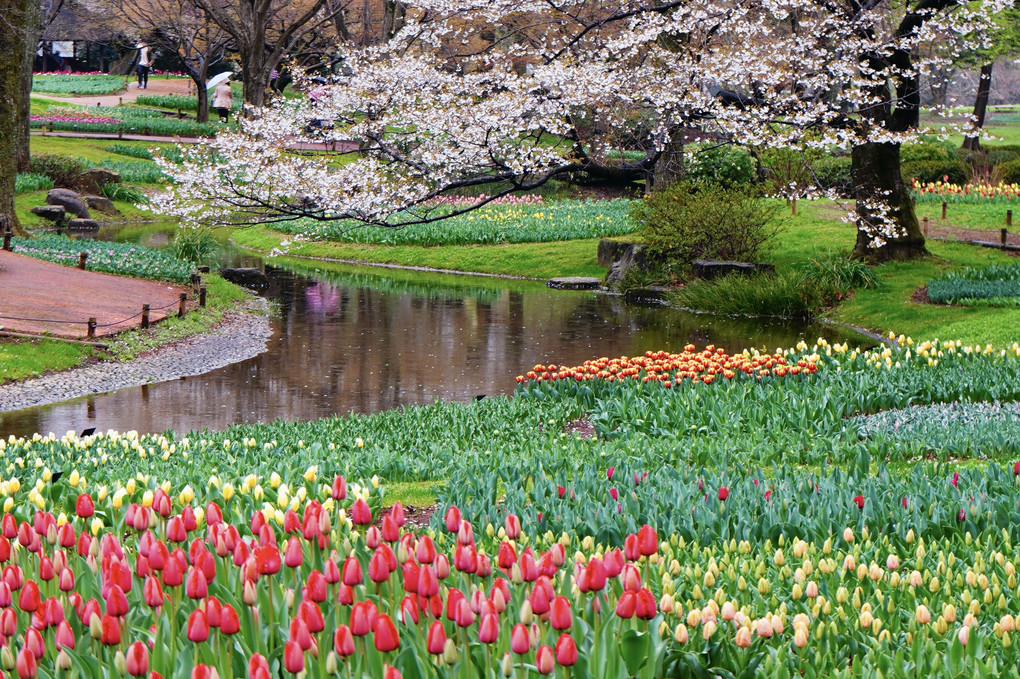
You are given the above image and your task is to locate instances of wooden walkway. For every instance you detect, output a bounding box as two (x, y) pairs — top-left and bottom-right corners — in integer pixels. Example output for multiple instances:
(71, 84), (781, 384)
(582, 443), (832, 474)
(0, 251), (186, 339)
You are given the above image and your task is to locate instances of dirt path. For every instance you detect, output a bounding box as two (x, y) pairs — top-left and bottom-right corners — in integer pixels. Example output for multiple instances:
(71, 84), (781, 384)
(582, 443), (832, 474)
(0, 251), (187, 338)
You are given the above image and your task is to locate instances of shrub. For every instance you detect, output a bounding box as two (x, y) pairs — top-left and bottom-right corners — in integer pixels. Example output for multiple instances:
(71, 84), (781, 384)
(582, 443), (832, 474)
(900, 139), (959, 163)
(686, 146), (755, 187)
(999, 158), (1020, 185)
(755, 147), (815, 195)
(811, 155), (853, 196)
(631, 182), (781, 265)
(669, 270), (831, 318)
(800, 251), (880, 293)
(900, 158), (968, 185)
(29, 154), (87, 190)
(172, 228), (221, 265)
(101, 183), (149, 204)
(14, 173), (54, 194)
(984, 145), (1020, 166)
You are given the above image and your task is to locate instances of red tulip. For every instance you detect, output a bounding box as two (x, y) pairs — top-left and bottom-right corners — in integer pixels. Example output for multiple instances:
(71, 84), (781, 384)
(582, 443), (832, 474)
(342, 557), (362, 586)
(426, 620), (447, 654)
(373, 613), (400, 652)
(478, 612), (499, 644)
(331, 476), (347, 500)
(289, 617), (313, 651)
(16, 645), (37, 679)
(635, 588), (657, 620)
(25, 628), (45, 658)
(58, 524), (76, 548)
(636, 524), (657, 556)
(38, 556), (54, 582)
(100, 613), (121, 645)
(350, 601), (376, 636)
(191, 665), (215, 679)
(415, 536), (437, 564)
(205, 597), (223, 629)
(254, 545), (281, 575)
(248, 654), (271, 679)
(621, 563), (642, 592)
(535, 645), (554, 674)
(283, 640), (305, 673)
(185, 568), (208, 600)
(334, 625), (355, 656)
(400, 595), (419, 624)
(351, 499), (372, 525)
(55, 620), (76, 649)
(718, 487), (729, 501)
(615, 591), (637, 619)
(126, 641), (150, 677)
(384, 667), (402, 679)
(853, 494), (865, 510)
(221, 604), (240, 635)
(284, 536), (303, 569)
(306, 570), (327, 603)
(105, 584), (130, 617)
(144, 576), (164, 609)
(19, 580), (40, 612)
(549, 596), (572, 630)
(166, 517), (187, 543)
(624, 534), (640, 561)
(162, 554), (184, 587)
(554, 633), (578, 666)
(381, 514), (400, 542)
(519, 552), (539, 582)
(511, 623), (531, 654)
(187, 609), (209, 643)
(369, 548), (391, 583)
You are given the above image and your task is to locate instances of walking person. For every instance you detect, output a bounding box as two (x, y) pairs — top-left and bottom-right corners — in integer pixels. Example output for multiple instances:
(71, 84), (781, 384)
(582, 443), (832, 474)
(136, 41), (151, 89)
(213, 78), (233, 123)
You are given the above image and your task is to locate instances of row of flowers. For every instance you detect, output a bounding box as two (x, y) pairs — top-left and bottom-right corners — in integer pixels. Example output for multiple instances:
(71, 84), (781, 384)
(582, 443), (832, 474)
(910, 178), (1020, 203)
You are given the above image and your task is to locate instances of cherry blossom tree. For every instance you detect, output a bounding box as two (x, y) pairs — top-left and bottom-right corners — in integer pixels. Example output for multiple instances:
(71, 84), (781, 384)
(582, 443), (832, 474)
(155, 0), (1010, 260)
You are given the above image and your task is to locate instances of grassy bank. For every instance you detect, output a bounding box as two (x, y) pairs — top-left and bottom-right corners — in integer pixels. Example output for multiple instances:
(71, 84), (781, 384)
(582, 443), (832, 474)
(0, 275), (252, 385)
(232, 225), (608, 279)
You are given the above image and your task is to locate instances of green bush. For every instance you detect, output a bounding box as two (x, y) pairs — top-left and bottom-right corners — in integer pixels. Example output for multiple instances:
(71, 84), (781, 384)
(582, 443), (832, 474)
(14, 173), (54, 194)
(686, 146), (755, 187)
(800, 250), (880, 293)
(669, 270), (831, 319)
(811, 155), (853, 196)
(631, 182), (780, 265)
(172, 229), (221, 265)
(755, 147), (815, 195)
(101, 183), (150, 204)
(900, 139), (959, 163)
(29, 154), (87, 190)
(900, 158), (968, 185)
(984, 145), (1020, 166)
(999, 158), (1020, 184)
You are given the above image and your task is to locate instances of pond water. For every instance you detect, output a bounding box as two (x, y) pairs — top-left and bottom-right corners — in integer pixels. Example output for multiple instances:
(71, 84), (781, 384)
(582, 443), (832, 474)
(0, 225), (860, 438)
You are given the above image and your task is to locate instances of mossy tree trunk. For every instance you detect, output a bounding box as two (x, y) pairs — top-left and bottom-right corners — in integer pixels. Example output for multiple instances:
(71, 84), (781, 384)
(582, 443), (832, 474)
(851, 142), (927, 261)
(961, 62), (993, 152)
(1, 0), (29, 236)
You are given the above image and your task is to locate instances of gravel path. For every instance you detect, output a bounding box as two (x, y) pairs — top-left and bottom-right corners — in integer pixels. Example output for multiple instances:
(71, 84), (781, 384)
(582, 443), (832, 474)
(0, 300), (272, 413)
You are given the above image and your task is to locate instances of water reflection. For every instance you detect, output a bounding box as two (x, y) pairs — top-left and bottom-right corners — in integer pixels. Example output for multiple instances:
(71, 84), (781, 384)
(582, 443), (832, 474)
(0, 256), (858, 438)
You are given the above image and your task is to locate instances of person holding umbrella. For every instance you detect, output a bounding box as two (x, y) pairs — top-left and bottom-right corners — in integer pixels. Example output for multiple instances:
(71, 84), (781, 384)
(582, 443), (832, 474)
(136, 41), (151, 89)
(211, 76), (233, 123)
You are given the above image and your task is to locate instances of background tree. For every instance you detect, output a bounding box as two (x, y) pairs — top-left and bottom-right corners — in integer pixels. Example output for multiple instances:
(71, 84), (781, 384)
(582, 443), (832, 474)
(192, 0), (341, 106)
(114, 0), (231, 122)
(155, 0), (1010, 261)
(959, 6), (1020, 151)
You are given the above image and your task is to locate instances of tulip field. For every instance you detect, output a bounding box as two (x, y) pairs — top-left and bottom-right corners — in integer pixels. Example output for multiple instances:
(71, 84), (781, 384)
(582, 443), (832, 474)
(3, 339), (1020, 677)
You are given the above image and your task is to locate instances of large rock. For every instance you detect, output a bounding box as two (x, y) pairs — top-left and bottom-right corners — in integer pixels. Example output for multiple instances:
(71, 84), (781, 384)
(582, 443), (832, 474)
(623, 286), (670, 304)
(30, 205), (66, 223)
(605, 244), (651, 290)
(85, 195), (121, 216)
(691, 259), (776, 280)
(546, 277), (601, 290)
(67, 218), (100, 231)
(597, 239), (634, 267)
(46, 188), (90, 218)
(221, 267), (269, 289)
(78, 168), (121, 194)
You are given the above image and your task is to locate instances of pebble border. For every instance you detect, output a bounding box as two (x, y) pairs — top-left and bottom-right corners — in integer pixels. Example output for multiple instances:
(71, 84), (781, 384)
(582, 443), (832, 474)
(0, 300), (273, 413)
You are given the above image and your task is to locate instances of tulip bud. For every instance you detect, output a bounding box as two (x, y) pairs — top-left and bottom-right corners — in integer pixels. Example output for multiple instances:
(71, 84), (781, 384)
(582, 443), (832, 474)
(501, 652), (514, 677)
(442, 638), (460, 665)
(1, 646), (14, 671)
(56, 650), (73, 672)
(114, 651), (127, 676)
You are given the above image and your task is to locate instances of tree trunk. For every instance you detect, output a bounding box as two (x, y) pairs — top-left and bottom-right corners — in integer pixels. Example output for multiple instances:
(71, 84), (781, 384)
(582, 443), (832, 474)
(196, 80), (210, 123)
(1, 0), (27, 235)
(242, 64), (271, 108)
(851, 142), (927, 261)
(14, 0), (41, 173)
(961, 62), (993, 152)
(650, 128), (685, 191)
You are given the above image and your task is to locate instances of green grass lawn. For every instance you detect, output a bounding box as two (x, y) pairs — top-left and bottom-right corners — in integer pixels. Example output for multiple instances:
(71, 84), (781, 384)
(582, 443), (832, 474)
(914, 201), (1017, 231)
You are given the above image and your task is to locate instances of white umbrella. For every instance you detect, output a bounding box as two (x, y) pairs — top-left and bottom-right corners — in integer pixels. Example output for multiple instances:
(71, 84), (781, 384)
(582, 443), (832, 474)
(206, 72), (232, 90)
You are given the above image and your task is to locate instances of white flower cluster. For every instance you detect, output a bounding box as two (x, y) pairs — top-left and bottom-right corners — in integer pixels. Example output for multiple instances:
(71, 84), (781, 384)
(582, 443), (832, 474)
(154, 0), (1010, 253)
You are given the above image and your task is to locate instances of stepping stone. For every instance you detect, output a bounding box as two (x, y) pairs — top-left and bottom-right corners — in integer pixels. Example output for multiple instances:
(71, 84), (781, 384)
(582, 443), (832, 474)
(67, 218), (100, 231)
(85, 195), (121, 216)
(546, 277), (601, 290)
(221, 267), (269, 288)
(691, 259), (776, 279)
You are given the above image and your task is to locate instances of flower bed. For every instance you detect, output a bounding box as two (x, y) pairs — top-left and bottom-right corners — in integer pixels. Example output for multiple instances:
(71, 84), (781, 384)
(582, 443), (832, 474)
(910, 178), (1020, 203)
(272, 199), (637, 246)
(11, 235), (192, 283)
(31, 74), (125, 95)
(3, 339), (1020, 675)
(928, 263), (1020, 307)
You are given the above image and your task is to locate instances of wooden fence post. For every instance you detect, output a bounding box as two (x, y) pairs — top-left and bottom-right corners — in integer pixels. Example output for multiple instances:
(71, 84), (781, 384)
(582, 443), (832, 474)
(190, 273), (202, 294)
(941, 201), (947, 220)
(1002, 228), (1009, 247)
(791, 197), (797, 216)
(921, 217), (929, 238)
(178, 293), (187, 317)
(1008, 210), (1013, 227)
(141, 304), (150, 329)
(199, 287), (207, 307)
(86, 318), (96, 338)
(78, 252), (88, 269)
